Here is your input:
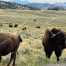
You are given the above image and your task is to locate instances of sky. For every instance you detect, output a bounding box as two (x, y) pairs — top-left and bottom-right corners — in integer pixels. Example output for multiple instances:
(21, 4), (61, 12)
(27, 0), (66, 3)
(1, 0), (66, 3)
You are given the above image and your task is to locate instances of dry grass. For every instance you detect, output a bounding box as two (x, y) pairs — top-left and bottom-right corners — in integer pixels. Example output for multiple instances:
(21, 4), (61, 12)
(0, 9), (66, 66)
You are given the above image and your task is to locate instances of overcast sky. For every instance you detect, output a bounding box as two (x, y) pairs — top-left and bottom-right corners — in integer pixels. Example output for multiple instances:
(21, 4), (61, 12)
(27, 0), (66, 3)
(1, 0), (66, 3)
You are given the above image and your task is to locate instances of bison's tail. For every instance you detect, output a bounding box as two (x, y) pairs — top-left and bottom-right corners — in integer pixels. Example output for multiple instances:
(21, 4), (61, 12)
(18, 35), (22, 42)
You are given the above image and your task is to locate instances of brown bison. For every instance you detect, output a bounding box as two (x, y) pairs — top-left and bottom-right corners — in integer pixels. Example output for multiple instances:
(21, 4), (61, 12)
(0, 23), (2, 27)
(36, 26), (41, 28)
(9, 23), (13, 28)
(0, 33), (22, 66)
(42, 28), (66, 61)
(22, 27), (26, 30)
(34, 19), (36, 21)
(14, 24), (18, 27)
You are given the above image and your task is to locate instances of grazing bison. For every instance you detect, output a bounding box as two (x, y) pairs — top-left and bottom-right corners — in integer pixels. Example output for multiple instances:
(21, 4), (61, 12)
(42, 28), (65, 61)
(22, 27), (26, 30)
(0, 33), (22, 66)
(36, 26), (41, 28)
(14, 24), (18, 27)
(9, 23), (13, 28)
(34, 19), (36, 21)
(0, 24), (2, 26)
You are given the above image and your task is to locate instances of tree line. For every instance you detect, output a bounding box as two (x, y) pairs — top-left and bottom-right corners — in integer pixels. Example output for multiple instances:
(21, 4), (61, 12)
(48, 6), (64, 10)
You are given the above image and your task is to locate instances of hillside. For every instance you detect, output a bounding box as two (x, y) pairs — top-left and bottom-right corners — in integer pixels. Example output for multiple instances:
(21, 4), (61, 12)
(0, 1), (66, 10)
(27, 2), (66, 10)
(28, 3), (53, 9)
(0, 1), (40, 10)
(0, 1), (29, 9)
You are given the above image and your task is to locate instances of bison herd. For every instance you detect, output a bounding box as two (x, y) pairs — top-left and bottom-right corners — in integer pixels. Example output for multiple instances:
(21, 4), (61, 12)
(0, 23), (18, 28)
(0, 27), (66, 66)
(9, 23), (18, 28)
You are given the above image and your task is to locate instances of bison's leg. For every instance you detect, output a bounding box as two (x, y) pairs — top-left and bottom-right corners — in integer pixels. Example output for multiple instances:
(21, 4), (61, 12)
(0, 56), (2, 63)
(12, 52), (16, 66)
(47, 50), (52, 59)
(7, 52), (16, 66)
(44, 48), (52, 59)
(44, 48), (49, 58)
(55, 49), (62, 61)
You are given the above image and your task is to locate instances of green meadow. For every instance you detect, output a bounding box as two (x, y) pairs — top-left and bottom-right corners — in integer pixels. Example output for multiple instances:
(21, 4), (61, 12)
(0, 9), (66, 66)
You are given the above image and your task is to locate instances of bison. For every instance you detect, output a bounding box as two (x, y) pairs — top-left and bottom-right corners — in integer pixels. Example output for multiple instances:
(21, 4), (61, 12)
(0, 33), (22, 66)
(14, 24), (18, 27)
(0, 23), (2, 27)
(22, 27), (26, 30)
(34, 19), (36, 21)
(36, 26), (41, 28)
(42, 28), (66, 61)
(9, 23), (13, 28)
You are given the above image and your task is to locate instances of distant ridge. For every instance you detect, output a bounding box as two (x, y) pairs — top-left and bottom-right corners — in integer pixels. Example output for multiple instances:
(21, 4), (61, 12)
(27, 3), (53, 9)
(27, 2), (66, 9)
(0, 1), (40, 10)
(0, 1), (66, 10)
(0, 1), (27, 9)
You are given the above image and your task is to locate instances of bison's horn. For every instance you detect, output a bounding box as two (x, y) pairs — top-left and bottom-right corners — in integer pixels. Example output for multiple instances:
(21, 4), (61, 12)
(51, 31), (56, 38)
(51, 34), (56, 38)
(18, 35), (22, 42)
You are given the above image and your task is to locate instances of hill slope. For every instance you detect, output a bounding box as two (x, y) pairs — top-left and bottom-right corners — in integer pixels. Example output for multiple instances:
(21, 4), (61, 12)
(27, 2), (66, 10)
(0, 1), (29, 9)
(0, 1), (40, 10)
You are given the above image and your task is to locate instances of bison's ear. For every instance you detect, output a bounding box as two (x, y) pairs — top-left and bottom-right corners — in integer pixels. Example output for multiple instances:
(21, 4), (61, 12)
(18, 35), (22, 42)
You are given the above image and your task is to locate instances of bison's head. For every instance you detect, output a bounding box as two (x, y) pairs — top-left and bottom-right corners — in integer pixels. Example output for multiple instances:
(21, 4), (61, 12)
(50, 28), (61, 38)
(50, 28), (65, 48)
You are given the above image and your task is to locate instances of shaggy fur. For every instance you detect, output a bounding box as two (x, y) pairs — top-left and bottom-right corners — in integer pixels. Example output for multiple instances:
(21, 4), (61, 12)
(0, 33), (22, 66)
(42, 28), (65, 61)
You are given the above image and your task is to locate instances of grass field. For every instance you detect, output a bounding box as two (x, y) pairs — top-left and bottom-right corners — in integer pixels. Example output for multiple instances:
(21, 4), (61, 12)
(0, 9), (66, 66)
